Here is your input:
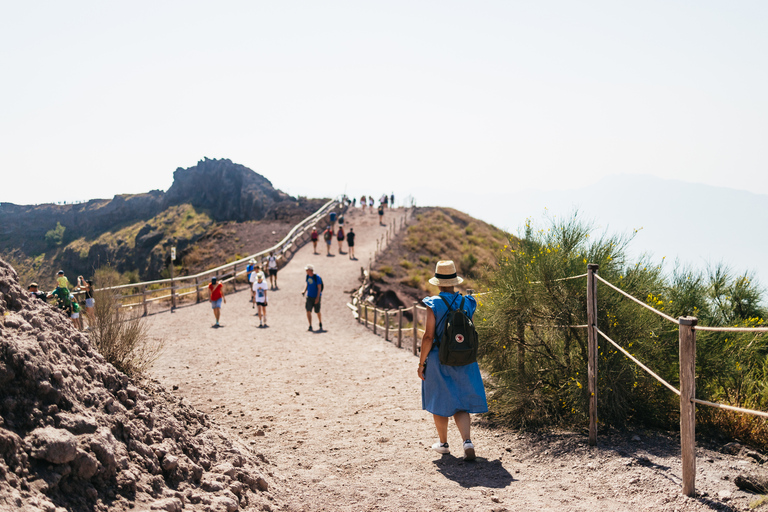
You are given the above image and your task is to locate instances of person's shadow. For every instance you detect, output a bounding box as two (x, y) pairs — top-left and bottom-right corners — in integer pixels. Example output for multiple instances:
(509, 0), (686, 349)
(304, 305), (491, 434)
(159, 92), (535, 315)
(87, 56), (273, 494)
(432, 454), (515, 489)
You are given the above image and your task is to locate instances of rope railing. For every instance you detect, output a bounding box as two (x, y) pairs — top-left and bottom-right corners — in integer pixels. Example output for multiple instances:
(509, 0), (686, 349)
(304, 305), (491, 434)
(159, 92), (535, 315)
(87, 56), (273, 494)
(596, 327), (681, 396)
(88, 198), (344, 313)
(594, 274), (679, 324)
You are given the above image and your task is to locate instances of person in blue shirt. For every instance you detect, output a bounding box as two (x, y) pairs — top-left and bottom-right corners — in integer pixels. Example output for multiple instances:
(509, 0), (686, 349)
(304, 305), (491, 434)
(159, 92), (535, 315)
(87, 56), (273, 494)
(301, 264), (324, 331)
(246, 258), (256, 308)
(417, 260), (487, 461)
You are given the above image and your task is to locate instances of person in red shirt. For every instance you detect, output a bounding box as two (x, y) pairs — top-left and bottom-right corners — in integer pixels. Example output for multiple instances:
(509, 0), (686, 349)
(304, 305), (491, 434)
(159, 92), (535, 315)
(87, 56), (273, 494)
(311, 228), (319, 254)
(208, 277), (226, 327)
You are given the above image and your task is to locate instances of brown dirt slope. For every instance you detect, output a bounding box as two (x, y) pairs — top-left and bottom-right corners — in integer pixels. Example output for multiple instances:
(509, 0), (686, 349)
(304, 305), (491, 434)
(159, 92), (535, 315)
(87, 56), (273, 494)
(148, 206), (766, 512)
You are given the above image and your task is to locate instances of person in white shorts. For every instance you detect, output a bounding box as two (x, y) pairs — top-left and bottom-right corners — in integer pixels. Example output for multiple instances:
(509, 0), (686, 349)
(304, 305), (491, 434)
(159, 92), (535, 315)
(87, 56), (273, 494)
(252, 272), (269, 327)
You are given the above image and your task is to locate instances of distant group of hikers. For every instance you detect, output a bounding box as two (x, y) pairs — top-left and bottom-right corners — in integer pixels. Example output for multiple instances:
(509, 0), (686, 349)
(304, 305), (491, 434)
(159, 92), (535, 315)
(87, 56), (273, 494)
(28, 270), (95, 331)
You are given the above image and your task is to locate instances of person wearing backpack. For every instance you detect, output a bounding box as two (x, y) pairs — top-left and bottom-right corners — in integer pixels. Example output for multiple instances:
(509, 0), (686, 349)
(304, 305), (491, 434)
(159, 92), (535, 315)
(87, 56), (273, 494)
(417, 260), (487, 461)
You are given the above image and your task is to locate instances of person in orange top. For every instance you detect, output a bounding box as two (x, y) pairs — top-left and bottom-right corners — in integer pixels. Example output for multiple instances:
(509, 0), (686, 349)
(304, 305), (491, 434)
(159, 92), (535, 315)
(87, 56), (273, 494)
(208, 277), (226, 327)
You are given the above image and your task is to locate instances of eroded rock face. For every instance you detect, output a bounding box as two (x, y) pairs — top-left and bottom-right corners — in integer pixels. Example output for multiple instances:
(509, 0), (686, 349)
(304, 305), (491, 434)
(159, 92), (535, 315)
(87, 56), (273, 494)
(0, 258), (282, 511)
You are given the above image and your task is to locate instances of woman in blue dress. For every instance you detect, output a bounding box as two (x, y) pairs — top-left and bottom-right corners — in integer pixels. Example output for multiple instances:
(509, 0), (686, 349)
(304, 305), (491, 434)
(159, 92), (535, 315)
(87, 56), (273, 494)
(417, 260), (488, 460)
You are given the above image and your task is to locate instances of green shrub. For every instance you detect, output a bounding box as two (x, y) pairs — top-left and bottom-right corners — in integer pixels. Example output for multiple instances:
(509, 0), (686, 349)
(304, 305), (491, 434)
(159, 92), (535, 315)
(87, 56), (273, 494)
(44, 222), (66, 247)
(477, 214), (768, 445)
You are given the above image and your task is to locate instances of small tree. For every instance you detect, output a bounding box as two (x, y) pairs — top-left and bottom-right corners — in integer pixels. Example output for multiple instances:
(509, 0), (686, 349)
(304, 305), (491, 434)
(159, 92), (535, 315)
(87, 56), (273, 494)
(90, 266), (164, 377)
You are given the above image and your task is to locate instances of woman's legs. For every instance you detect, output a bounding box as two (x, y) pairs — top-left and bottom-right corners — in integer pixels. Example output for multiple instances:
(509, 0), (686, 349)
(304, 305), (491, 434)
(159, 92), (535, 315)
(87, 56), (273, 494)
(453, 411), (471, 441)
(433, 414), (449, 444)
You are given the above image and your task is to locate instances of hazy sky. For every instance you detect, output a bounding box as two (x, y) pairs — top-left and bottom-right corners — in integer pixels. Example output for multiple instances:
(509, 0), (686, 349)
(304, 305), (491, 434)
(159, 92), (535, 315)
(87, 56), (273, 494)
(2, 1), (767, 221)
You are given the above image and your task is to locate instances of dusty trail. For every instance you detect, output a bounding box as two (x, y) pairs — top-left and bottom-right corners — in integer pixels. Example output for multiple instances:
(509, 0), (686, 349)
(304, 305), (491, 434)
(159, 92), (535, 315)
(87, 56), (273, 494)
(148, 208), (752, 512)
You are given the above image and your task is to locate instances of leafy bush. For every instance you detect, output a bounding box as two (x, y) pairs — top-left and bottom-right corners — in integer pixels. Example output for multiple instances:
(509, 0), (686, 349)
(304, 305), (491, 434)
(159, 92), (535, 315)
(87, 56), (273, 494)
(90, 267), (164, 377)
(477, 214), (768, 446)
(44, 222), (66, 247)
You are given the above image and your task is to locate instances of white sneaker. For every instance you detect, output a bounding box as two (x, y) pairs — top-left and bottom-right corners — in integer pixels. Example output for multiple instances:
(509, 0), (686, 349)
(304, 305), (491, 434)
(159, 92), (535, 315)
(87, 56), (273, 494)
(463, 440), (475, 461)
(431, 442), (449, 454)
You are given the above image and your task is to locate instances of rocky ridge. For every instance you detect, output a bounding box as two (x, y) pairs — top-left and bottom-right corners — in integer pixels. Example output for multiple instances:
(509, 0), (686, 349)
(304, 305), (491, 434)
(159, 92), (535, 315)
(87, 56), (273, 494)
(0, 257), (282, 511)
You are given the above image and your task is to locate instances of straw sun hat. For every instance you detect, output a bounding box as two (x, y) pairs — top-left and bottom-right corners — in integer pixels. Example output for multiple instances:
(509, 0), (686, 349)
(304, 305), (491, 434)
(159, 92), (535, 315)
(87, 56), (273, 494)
(428, 260), (464, 287)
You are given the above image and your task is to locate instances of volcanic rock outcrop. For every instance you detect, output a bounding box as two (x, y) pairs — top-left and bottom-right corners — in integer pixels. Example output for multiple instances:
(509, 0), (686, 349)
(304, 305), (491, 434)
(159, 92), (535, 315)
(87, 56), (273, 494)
(0, 258), (282, 511)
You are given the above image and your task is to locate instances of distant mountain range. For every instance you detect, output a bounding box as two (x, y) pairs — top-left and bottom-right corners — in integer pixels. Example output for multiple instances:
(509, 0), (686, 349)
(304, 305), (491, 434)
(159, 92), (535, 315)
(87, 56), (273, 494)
(0, 158), (324, 284)
(416, 175), (768, 287)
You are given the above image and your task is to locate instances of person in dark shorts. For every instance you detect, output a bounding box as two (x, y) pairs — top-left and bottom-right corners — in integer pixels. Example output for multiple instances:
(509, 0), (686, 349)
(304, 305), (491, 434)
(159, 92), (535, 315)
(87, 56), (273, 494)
(267, 252), (279, 290)
(378, 204), (384, 225)
(346, 227), (356, 260)
(311, 228), (319, 254)
(337, 225), (345, 254)
(302, 264), (323, 331)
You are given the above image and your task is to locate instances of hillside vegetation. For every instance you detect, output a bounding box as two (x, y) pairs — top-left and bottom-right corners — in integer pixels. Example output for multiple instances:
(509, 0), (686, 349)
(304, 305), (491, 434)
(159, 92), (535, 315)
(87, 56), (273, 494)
(370, 207), (507, 306)
(476, 214), (768, 450)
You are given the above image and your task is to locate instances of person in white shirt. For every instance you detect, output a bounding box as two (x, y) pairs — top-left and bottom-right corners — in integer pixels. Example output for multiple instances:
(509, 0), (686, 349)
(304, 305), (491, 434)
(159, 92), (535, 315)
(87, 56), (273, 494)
(251, 272), (269, 327)
(267, 252), (279, 290)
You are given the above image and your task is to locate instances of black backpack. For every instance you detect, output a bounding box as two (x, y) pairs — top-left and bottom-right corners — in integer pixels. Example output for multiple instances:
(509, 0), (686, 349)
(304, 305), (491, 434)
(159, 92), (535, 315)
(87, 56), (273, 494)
(437, 295), (479, 366)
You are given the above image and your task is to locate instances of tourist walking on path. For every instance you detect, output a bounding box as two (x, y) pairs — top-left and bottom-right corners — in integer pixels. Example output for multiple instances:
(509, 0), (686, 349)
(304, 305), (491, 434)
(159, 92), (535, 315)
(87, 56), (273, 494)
(368, 196), (374, 211)
(247, 259), (257, 306)
(208, 277), (226, 327)
(346, 227), (356, 260)
(267, 252), (279, 290)
(360, 195), (367, 212)
(302, 264), (323, 332)
(252, 272), (269, 327)
(337, 226), (345, 254)
(323, 226), (334, 256)
(311, 228), (319, 254)
(417, 260), (487, 461)
(378, 204), (384, 225)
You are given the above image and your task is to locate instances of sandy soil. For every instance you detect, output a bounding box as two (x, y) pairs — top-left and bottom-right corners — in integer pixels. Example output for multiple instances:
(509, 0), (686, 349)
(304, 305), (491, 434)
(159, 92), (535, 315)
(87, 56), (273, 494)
(148, 208), (764, 512)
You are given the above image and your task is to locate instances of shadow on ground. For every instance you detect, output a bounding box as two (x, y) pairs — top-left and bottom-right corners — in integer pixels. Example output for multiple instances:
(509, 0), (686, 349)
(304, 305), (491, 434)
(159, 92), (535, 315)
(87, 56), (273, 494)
(432, 456), (515, 489)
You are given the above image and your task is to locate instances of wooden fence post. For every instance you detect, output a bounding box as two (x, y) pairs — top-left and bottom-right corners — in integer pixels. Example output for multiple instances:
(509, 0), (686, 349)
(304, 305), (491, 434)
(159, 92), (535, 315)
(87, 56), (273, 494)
(232, 264), (237, 291)
(587, 263), (599, 446)
(679, 316), (698, 497)
(142, 285), (148, 316)
(357, 302), (362, 323)
(364, 304), (369, 329)
(385, 311), (390, 341)
(373, 308), (378, 335)
(195, 277), (200, 303)
(398, 307), (403, 348)
(412, 302), (418, 355)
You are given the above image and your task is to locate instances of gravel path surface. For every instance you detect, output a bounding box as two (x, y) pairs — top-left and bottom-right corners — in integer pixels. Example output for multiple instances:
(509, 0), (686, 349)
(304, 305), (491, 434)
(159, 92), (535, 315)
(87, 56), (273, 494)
(148, 208), (760, 512)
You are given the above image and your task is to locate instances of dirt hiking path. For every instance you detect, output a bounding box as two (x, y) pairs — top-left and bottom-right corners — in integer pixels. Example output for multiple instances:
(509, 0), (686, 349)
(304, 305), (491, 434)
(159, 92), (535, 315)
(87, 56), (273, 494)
(148, 208), (753, 512)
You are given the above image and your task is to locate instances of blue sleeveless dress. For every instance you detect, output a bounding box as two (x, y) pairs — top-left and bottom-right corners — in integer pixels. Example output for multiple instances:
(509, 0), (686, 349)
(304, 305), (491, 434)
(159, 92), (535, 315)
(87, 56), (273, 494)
(421, 292), (488, 417)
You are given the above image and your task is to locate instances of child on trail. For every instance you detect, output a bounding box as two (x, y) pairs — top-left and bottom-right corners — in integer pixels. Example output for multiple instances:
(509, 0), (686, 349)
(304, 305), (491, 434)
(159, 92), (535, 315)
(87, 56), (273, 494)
(246, 259), (257, 307)
(252, 272), (269, 327)
(70, 295), (82, 330)
(208, 277), (226, 327)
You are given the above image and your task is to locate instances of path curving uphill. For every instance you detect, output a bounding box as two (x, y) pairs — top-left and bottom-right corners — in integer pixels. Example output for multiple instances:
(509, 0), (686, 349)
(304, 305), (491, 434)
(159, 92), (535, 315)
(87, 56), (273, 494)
(149, 208), (755, 512)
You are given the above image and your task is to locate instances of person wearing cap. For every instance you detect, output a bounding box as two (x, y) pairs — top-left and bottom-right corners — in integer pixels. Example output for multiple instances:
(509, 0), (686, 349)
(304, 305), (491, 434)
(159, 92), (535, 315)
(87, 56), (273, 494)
(56, 270), (73, 291)
(208, 277), (226, 327)
(70, 294), (83, 330)
(301, 264), (323, 331)
(246, 259), (257, 307)
(417, 260), (487, 461)
(28, 283), (48, 301)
